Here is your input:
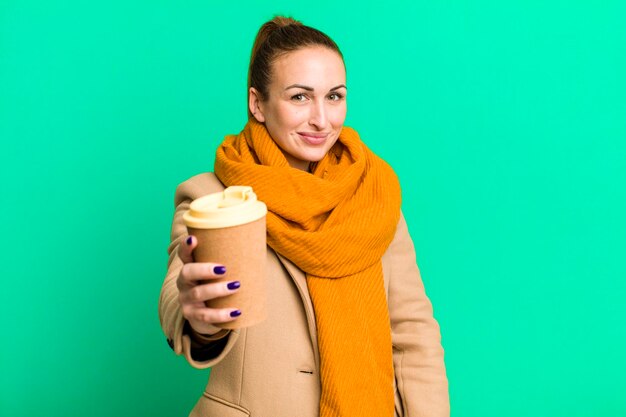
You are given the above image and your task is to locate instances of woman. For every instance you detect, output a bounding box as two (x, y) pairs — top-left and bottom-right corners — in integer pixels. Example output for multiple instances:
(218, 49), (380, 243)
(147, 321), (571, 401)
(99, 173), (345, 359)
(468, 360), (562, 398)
(159, 16), (449, 417)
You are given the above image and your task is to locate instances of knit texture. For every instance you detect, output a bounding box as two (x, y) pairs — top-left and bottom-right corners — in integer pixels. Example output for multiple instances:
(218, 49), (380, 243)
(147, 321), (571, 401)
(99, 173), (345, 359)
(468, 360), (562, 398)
(214, 118), (401, 416)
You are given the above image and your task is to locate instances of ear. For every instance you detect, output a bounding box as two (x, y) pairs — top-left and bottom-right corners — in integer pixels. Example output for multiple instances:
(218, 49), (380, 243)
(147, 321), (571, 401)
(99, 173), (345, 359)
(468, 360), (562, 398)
(248, 87), (266, 123)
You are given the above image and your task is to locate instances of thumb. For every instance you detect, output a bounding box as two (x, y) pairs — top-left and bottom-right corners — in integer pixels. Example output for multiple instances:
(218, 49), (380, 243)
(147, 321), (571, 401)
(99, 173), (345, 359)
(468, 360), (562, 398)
(178, 235), (196, 264)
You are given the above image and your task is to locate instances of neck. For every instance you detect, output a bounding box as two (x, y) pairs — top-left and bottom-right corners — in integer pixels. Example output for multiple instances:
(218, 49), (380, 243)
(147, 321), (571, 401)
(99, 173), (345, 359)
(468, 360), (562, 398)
(284, 153), (311, 172)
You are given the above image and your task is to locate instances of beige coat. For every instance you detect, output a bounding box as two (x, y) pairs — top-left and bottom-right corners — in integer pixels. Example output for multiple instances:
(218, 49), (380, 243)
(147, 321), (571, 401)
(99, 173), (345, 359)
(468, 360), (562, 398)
(159, 173), (450, 417)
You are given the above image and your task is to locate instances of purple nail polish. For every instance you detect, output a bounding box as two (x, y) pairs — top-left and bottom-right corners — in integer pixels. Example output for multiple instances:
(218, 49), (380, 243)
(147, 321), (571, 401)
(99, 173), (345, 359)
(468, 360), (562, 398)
(214, 265), (226, 275)
(186, 236), (192, 245)
(230, 310), (242, 318)
(227, 281), (240, 290)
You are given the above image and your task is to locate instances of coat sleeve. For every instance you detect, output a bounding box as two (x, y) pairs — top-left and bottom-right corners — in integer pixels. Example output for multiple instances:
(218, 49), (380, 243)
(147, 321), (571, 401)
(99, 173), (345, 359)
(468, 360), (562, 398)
(388, 212), (450, 417)
(158, 173), (239, 369)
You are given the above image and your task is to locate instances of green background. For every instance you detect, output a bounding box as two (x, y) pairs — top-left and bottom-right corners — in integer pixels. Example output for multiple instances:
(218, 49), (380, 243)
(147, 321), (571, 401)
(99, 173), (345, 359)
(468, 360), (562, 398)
(1, 1), (625, 416)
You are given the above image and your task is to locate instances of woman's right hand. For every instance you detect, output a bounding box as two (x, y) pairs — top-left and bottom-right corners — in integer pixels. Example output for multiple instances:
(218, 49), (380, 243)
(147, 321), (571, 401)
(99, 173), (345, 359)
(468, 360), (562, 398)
(176, 235), (242, 336)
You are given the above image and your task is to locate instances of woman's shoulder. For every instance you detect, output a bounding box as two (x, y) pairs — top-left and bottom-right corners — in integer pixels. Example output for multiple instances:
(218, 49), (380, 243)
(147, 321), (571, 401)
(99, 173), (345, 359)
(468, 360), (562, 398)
(174, 172), (225, 206)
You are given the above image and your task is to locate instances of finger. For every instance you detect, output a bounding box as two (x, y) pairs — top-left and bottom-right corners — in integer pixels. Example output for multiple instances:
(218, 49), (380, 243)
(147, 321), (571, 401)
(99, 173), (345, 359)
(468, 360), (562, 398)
(179, 262), (227, 286)
(181, 280), (241, 304)
(189, 307), (242, 324)
(187, 321), (223, 337)
(178, 235), (196, 264)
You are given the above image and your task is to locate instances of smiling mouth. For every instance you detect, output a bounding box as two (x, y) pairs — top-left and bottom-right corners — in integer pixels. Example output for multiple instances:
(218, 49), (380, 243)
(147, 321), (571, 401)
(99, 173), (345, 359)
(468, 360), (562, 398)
(297, 132), (329, 145)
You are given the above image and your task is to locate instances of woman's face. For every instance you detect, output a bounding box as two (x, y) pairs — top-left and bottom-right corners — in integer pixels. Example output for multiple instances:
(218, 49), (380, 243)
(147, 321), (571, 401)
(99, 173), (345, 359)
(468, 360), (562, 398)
(249, 46), (347, 171)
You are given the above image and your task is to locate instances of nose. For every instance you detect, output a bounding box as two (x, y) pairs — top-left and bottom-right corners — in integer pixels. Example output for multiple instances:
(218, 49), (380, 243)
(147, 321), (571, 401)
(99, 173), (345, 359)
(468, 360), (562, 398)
(308, 99), (328, 130)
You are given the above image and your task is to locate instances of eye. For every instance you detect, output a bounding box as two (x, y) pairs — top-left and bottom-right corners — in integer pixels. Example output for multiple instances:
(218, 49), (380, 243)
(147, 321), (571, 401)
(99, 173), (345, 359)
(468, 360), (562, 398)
(291, 93), (307, 102)
(328, 92), (345, 101)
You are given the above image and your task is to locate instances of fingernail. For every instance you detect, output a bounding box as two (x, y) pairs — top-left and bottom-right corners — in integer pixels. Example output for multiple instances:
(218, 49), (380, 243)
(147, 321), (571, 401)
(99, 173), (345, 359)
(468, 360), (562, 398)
(214, 265), (226, 275)
(227, 281), (240, 290)
(230, 310), (242, 318)
(186, 236), (192, 245)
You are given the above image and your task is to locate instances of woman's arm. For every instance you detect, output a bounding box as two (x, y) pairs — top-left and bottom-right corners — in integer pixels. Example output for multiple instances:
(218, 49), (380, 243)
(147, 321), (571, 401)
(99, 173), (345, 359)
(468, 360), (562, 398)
(388, 212), (450, 417)
(158, 173), (240, 369)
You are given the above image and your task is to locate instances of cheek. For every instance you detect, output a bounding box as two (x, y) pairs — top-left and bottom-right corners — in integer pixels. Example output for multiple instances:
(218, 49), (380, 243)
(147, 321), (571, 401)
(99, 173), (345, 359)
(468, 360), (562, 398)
(275, 103), (304, 128)
(329, 104), (347, 127)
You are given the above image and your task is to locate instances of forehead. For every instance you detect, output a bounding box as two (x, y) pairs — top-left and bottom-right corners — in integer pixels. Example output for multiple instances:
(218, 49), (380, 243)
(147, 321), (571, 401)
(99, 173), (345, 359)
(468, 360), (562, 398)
(270, 46), (346, 88)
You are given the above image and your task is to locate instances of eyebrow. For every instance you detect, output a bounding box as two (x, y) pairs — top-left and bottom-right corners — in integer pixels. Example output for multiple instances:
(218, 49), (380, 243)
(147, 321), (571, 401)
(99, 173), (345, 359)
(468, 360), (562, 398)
(284, 83), (347, 92)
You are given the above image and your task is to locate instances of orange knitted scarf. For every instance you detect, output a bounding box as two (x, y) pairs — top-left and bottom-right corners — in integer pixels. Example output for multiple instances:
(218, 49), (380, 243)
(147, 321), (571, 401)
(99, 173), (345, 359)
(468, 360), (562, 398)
(215, 119), (401, 416)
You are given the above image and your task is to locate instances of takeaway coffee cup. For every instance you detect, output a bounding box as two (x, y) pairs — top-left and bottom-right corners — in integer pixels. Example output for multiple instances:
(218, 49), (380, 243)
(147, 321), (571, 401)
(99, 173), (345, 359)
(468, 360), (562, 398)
(183, 186), (268, 329)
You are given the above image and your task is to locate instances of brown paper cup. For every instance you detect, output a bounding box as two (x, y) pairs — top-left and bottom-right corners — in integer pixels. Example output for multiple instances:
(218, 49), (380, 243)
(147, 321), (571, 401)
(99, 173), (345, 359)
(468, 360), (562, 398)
(183, 186), (267, 329)
(188, 217), (267, 329)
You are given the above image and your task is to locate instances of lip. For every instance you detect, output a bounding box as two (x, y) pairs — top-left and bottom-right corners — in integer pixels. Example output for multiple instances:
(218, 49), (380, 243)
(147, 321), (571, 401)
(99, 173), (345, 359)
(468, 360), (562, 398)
(297, 132), (330, 145)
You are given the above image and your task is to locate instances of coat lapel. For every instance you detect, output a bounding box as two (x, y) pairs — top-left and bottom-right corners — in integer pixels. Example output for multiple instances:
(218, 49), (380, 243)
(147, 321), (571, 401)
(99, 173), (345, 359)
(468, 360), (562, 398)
(274, 252), (320, 372)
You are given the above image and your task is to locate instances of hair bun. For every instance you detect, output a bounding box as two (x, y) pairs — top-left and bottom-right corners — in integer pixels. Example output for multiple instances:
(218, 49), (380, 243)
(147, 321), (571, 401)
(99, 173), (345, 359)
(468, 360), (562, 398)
(270, 16), (302, 28)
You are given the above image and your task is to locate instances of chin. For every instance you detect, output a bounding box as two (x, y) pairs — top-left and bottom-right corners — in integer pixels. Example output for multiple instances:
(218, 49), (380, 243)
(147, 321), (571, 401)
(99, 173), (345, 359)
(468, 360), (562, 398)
(302, 151), (328, 163)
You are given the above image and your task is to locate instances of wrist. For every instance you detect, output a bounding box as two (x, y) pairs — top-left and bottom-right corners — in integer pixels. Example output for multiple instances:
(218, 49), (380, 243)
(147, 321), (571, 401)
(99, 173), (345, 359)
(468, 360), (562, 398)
(184, 321), (229, 346)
